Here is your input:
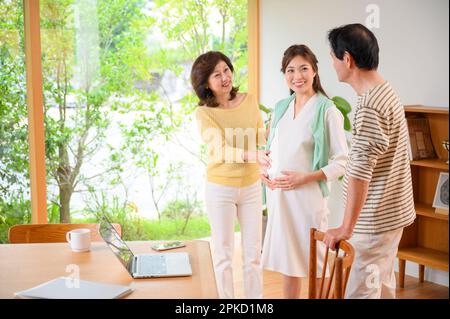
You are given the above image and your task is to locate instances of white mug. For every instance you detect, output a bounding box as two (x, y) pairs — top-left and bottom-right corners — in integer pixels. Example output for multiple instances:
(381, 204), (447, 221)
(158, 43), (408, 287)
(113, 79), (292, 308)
(66, 228), (91, 252)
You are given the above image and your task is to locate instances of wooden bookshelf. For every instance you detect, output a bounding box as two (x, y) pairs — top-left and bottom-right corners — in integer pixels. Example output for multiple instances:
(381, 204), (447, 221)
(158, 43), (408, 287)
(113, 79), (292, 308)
(410, 159), (448, 170)
(398, 106), (449, 288)
(404, 105), (449, 115)
(398, 247), (448, 271)
(414, 202), (448, 221)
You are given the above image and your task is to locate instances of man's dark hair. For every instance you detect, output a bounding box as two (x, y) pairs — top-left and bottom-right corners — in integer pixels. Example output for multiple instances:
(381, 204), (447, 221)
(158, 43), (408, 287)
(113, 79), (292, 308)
(328, 23), (379, 70)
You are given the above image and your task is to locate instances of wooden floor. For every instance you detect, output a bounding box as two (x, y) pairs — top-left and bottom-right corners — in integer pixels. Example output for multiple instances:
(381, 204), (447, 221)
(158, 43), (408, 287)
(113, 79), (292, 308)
(203, 233), (449, 299)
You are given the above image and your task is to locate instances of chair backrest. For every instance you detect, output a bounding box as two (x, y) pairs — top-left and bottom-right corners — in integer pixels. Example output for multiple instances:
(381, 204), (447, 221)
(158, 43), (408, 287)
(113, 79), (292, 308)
(8, 223), (122, 243)
(309, 228), (355, 299)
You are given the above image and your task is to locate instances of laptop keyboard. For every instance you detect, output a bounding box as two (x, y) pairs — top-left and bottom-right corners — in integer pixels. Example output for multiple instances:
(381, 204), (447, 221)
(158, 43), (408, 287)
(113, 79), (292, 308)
(139, 255), (167, 275)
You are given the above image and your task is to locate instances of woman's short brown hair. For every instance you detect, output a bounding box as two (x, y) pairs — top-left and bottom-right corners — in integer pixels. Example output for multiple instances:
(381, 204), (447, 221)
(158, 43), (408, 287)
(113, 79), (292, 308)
(190, 51), (239, 107)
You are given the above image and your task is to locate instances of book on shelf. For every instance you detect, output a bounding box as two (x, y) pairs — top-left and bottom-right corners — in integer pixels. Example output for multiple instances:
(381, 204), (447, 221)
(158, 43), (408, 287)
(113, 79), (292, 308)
(407, 134), (413, 161)
(406, 116), (436, 160)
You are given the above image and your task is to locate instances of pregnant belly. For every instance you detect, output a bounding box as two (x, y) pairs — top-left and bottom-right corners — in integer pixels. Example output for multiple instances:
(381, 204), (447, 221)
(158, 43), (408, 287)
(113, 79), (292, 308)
(268, 145), (311, 180)
(267, 161), (307, 181)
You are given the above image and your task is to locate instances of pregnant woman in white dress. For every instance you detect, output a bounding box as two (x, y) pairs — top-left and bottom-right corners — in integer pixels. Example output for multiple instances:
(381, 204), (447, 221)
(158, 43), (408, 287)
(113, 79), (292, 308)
(261, 44), (349, 298)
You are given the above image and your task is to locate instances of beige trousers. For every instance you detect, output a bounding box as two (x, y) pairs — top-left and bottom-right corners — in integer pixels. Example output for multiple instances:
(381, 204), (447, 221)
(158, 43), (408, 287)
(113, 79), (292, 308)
(205, 181), (263, 299)
(345, 228), (403, 299)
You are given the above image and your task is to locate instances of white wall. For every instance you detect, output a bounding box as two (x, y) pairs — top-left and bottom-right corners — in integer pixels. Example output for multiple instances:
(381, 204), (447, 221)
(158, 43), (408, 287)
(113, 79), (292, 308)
(260, 0), (449, 287)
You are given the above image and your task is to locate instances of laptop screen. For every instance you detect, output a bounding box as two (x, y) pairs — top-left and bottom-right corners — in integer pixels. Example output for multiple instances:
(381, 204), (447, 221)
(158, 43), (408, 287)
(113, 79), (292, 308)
(99, 215), (135, 274)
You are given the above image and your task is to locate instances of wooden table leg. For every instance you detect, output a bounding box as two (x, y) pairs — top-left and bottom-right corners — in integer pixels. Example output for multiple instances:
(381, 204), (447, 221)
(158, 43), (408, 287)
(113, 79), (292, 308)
(419, 264), (425, 283)
(398, 258), (406, 288)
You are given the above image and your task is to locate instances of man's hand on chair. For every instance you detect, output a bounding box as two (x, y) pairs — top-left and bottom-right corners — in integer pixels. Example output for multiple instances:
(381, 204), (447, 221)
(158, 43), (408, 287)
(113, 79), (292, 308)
(323, 226), (352, 250)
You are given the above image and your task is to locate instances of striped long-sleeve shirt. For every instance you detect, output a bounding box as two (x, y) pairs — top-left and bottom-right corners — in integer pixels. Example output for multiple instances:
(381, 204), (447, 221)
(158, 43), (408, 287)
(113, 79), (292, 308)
(343, 81), (416, 234)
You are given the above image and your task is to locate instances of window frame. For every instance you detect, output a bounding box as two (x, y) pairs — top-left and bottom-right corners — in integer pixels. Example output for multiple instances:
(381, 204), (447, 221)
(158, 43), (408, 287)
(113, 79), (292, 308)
(23, 0), (260, 224)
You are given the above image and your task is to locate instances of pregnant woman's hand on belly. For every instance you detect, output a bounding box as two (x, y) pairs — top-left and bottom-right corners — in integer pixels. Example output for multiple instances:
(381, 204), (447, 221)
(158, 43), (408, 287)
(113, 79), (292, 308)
(260, 172), (275, 190)
(243, 150), (271, 169)
(273, 171), (310, 190)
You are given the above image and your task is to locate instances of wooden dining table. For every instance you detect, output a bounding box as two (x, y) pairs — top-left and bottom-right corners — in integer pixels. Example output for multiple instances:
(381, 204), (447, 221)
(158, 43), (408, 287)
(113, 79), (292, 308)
(0, 240), (218, 298)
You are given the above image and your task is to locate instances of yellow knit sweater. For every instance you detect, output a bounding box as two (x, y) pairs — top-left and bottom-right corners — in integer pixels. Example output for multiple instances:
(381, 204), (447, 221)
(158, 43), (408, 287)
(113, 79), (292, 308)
(195, 93), (265, 187)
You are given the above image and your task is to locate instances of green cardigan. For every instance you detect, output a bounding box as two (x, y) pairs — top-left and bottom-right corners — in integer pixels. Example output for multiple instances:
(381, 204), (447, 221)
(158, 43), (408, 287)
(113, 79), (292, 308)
(265, 93), (335, 199)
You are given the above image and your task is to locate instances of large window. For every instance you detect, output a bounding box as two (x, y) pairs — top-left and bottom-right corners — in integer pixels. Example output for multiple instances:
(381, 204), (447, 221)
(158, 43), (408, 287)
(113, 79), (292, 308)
(0, 1), (31, 242)
(36, 0), (248, 240)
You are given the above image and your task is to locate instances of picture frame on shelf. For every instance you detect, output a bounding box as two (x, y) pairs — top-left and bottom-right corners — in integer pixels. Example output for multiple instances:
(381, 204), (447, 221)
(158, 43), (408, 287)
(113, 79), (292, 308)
(433, 172), (449, 215)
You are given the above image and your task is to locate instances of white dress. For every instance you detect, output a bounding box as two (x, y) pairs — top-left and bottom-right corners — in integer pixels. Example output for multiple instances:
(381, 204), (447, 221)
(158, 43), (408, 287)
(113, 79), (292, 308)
(261, 94), (348, 277)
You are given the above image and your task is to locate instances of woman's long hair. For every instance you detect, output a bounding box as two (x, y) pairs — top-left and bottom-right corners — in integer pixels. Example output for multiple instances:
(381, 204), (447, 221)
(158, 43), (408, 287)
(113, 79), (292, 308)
(281, 44), (328, 98)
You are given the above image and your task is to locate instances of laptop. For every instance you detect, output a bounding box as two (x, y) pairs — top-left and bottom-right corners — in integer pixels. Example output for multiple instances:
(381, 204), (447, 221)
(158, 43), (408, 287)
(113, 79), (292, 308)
(98, 215), (192, 278)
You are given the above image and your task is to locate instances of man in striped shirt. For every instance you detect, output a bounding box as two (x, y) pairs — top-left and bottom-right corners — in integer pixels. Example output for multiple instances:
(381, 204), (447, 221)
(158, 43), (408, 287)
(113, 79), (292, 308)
(323, 23), (416, 299)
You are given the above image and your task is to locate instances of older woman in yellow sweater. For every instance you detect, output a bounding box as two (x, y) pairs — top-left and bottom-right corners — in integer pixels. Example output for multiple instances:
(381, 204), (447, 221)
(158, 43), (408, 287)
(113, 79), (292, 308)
(191, 51), (270, 299)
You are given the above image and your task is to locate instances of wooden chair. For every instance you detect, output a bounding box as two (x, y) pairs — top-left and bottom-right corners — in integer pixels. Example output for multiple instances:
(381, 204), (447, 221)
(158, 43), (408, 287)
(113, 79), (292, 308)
(309, 228), (355, 299)
(8, 223), (122, 243)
